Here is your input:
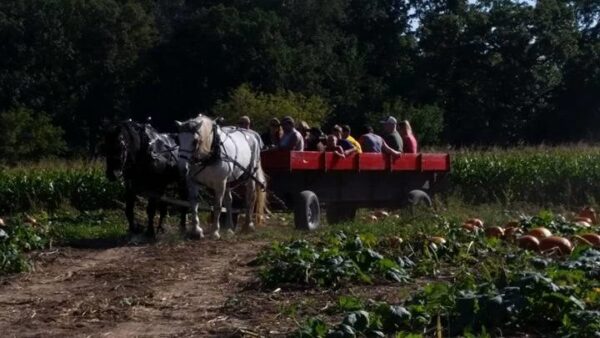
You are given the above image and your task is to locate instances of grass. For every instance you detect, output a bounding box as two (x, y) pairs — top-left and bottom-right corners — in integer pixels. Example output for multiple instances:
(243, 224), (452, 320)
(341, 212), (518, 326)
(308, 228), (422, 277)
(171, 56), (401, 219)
(47, 210), (128, 247)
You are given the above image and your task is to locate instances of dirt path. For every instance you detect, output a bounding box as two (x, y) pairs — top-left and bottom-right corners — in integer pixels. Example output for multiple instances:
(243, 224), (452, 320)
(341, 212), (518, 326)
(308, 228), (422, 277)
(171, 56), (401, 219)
(0, 236), (291, 338)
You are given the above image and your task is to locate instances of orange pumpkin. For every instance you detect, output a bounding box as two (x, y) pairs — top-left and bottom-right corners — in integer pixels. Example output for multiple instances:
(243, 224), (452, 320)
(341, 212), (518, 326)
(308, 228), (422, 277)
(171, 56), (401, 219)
(579, 207), (598, 224)
(518, 235), (540, 251)
(462, 223), (478, 232)
(528, 227), (552, 239)
(504, 227), (523, 239)
(466, 218), (484, 228)
(387, 236), (403, 248)
(574, 216), (593, 224)
(0, 218), (4, 227)
(485, 226), (505, 238)
(581, 234), (600, 247)
(430, 236), (447, 245)
(575, 221), (592, 228)
(374, 210), (390, 218)
(539, 236), (573, 256)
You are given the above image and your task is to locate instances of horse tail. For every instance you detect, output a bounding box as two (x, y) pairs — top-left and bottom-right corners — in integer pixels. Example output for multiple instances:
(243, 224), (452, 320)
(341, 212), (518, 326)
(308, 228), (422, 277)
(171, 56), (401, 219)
(254, 160), (267, 226)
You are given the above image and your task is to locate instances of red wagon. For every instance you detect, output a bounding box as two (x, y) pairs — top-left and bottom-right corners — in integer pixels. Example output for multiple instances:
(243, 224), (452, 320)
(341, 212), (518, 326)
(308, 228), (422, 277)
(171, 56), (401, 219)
(261, 150), (450, 230)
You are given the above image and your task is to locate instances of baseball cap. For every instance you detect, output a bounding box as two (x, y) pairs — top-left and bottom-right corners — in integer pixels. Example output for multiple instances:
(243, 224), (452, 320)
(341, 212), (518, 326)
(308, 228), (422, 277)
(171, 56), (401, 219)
(379, 116), (397, 124)
(281, 116), (295, 125)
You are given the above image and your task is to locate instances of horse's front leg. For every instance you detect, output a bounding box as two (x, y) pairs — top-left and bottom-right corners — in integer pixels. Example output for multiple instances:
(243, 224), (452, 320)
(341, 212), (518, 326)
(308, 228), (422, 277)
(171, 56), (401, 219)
(146, 197), (157, 238)
(243, 181), (257, 233)
(223, 188), (235, 235)
(157, 200), (168, 234)
(125, 188), (138, 234)
(188, 182), (204, 239)
(211, 182), (226, 239)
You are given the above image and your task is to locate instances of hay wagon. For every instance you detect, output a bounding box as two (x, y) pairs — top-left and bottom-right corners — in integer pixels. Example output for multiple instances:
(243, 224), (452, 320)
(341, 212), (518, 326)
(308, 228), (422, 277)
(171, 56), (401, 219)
(261, 151), (451, 230)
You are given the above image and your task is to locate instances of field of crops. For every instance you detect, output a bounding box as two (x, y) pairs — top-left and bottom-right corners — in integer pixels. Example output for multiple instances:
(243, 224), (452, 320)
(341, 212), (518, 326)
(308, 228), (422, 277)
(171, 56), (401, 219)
(253, 208), (600, 337)
(3, 146), (600, 214)
(2, 147), (600, 336)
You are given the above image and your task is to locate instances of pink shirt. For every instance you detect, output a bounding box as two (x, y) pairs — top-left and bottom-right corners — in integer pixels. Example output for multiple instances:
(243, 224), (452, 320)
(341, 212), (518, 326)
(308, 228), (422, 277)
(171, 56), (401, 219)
(402, 133), (418, 153)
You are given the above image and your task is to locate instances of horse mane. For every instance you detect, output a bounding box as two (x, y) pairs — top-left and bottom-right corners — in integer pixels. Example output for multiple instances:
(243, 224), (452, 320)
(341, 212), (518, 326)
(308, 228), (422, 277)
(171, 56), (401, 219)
(194, 115), (215, 158)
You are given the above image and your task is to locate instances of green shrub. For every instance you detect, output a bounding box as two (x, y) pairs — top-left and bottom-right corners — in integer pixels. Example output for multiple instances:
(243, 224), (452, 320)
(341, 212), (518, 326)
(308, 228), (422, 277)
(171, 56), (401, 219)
(0, 107), (66, 163)
(212, 83), (331, 132)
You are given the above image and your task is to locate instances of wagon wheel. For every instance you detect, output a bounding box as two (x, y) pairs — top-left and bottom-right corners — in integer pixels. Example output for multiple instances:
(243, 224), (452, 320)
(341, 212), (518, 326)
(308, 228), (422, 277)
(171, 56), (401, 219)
(294, 190), (321, 230)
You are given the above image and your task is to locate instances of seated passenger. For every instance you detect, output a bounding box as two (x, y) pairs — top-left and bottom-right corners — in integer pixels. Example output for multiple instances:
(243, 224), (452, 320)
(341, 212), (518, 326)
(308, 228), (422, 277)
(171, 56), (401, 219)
(359, 126), (402, 156)
(261, 118), (283, 149)
(306, 127), (326, 151)
(278, 116), (304, 151)
(341, 125), (362, 154)
(379, 116), (403, 151)
(297, 120), (310, 141)
(238, 115), (251, 129)
(399, 120), (418, 153)
(331, 125), (357, 153)
(325, 134), (355, 158)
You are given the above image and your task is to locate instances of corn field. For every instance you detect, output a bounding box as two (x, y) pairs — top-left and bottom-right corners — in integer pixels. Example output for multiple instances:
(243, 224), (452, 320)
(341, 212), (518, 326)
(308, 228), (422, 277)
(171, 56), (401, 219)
(0, 161), (122, 214)
(450, 146), (600, 205)
(2, 147), (600, 214)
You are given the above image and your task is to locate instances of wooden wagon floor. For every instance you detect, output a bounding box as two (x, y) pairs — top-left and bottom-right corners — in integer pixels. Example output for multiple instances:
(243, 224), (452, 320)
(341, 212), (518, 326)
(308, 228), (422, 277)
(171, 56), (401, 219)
(0, 232), (291, 337)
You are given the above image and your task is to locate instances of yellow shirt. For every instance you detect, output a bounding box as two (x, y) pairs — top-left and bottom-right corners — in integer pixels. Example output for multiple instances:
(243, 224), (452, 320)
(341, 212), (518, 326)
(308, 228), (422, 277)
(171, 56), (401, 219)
(346, 135), (362, 154)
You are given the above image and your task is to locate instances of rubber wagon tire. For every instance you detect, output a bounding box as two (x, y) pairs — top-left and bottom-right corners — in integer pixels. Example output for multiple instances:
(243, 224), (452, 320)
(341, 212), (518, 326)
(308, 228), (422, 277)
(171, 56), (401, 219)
(294, 190), (321, 230)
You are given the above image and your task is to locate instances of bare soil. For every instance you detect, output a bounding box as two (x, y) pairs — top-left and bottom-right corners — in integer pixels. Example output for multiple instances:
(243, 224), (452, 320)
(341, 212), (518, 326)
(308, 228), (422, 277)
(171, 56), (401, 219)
(0, 233), (294, 338)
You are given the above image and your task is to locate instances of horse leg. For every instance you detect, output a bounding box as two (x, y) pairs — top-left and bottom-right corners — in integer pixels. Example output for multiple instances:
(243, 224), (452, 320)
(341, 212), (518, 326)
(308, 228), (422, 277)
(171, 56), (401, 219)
(146, 198), (157, 238)
(157, 201), (168, 234)
(243, 180), (256, 233)
(223, 188), (235, 235)
(125, 188), (138, 234)
(178, 182), (188, 233)
(188, 182), (204, 239)
(211, 182), (226, 240)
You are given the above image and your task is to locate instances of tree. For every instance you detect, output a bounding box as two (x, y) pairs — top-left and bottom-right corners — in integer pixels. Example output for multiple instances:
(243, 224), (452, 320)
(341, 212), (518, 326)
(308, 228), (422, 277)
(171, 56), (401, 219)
(0, 107), (65, 162)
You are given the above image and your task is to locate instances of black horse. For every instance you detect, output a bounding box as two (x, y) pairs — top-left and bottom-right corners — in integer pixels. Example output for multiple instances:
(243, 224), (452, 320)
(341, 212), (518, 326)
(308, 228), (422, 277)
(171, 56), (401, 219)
(104, 119), (187, 237)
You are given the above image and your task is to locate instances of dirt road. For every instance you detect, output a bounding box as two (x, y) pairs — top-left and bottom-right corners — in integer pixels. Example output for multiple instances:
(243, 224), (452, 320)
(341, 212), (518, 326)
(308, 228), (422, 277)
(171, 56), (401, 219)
(0, 237), (295, 338)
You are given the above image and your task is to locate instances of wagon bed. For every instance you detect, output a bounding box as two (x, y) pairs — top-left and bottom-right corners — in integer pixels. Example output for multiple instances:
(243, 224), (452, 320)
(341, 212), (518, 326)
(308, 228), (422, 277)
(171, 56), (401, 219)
(260, 151), (450, 229)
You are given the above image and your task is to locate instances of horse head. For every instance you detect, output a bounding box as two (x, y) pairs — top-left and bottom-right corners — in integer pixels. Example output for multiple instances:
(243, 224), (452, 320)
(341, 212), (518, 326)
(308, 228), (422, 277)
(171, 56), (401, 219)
(104, 119), (141, 181)
(175, 115), (215, 169)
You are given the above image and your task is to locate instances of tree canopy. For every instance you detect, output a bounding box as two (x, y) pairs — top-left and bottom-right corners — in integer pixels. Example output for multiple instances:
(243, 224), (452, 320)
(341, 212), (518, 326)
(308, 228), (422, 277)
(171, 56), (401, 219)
(0, 0), (598, 158)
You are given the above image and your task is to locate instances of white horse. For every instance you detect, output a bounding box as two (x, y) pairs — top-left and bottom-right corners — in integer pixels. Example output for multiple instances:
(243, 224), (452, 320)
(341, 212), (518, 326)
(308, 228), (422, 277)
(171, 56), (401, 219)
(176, 114), (266, 239)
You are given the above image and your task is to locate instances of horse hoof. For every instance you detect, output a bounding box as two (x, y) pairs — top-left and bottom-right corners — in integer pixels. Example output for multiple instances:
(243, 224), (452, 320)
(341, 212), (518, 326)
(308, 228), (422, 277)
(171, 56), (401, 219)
(211, 231), (221, 240)
(189, 228), (204, 240)
(226, 229), (235, 236)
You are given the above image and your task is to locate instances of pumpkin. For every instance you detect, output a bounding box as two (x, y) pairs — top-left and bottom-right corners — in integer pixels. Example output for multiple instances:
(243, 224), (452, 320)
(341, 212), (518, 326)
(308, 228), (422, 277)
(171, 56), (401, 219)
(528, 227), (552, 239)
(369, 215), (378, 222)
(387, 236), (403, 248)
(539, 236), (573, 256)
(466, 218), (484, 228)
(504, 227), (523, 239)
(579, 207), (598, 224)
(374, 210), (390, 218)
(485, 226), (505, 238)
(574, 216), (593, 224)
(575, 221), (592, 228)
(462, 222), (478, 232)
(430, 236), (447, 245)
(581, 234), (600, 247)
(0, 218), (4, 227)
(24, 214), (37, 225)
(518, 235), (540, 251)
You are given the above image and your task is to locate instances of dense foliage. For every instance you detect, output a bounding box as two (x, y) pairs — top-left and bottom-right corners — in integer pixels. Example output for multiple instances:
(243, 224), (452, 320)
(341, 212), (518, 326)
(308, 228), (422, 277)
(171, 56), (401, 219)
(0, 162), (122, 214)
(0, 0), (598, 159)
(284, 211), (600, 337)
(451, 147), (600, 205)
(4, 146), (600, 213)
